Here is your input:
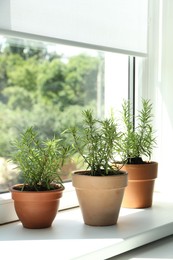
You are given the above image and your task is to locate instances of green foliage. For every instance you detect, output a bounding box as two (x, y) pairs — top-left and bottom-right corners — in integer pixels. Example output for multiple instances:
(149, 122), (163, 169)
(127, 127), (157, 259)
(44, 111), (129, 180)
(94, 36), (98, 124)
(69, 109), (122, 176)
(0, 46), (100, 157)
(0, 51), (99, 111)
(2, 86), (34, 110)
(10, 127), (71, 191)
(119, 99), (157, 164)
(37, 54), (99, 109)
(38, 59), (66, 102)
(7, 56), (39, 91)
(0, 53), (24, 91)
(65, 54), (99, 106)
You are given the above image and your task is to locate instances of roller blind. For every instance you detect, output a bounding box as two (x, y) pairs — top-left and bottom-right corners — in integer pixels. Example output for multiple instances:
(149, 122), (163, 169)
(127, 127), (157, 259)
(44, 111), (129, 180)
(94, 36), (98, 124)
(0, 0), (148, 56)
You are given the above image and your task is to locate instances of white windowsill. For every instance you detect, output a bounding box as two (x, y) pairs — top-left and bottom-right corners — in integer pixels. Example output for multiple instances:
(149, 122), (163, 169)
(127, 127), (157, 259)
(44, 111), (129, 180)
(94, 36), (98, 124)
(0, 192), (173, 260)
(109, 235), (173, 259)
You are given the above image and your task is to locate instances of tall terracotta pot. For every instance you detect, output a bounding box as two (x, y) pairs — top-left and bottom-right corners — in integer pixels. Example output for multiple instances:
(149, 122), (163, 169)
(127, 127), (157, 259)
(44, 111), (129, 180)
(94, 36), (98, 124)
(10, 184), (64, 229)
(121, 162), (158, 208)
(72, 170), (128, 226)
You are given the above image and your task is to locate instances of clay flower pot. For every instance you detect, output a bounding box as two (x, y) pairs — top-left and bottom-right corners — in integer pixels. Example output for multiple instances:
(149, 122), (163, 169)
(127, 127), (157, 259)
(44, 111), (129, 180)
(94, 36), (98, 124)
(121, 162), (158, 208)
(10, 184), (64, 229)
(72, 170), (128, 226)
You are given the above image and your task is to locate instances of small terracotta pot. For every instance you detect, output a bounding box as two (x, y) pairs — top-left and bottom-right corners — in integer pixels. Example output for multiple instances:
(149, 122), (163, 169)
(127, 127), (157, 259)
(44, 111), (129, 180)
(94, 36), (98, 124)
(121, 162), (158, 208)
(72, 170), (127, 226)
(10, 184), (64, 229)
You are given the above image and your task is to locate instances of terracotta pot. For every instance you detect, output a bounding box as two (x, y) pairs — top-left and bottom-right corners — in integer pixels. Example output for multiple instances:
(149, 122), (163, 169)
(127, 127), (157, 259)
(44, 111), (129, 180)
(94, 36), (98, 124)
(121, 162), (158, 208)
(72, 170), (128, 226)
(10, 184), (64, 229)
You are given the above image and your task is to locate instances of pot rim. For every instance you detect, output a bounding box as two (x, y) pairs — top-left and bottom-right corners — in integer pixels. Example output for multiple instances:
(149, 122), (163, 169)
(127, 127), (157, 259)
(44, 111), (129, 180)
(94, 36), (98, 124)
(10, 183), (65, 193)
(72, 170), (128, 190)
(72, 169), (127, 177)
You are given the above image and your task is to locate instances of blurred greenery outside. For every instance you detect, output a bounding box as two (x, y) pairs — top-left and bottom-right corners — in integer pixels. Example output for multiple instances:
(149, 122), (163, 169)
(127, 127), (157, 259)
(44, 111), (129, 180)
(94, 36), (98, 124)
(0, 36), (104, 192)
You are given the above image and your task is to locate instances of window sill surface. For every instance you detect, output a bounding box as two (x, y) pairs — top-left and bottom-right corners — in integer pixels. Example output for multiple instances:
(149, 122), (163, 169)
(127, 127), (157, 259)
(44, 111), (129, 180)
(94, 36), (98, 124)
(0, 192), (173, 260)
(109, 235), (173, 259)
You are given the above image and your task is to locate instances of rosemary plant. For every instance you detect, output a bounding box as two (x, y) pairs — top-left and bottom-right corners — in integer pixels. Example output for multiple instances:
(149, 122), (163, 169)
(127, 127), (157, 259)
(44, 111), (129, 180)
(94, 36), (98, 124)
(70, 109), (122, 176)
(11, 127), (71, 191)
(119, 99), (157, 164)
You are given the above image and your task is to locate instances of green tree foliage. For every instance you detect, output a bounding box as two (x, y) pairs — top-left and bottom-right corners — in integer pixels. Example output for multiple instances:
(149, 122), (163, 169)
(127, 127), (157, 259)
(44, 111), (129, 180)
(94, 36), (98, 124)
(0, 37), (101, 158)
(37, 59), (66, 105)
(2, 87), (34, 110)
(66, 54), (99, 106)
(38, 54), (99, 110)
(0, 53), (23, 92)
(7, 56), (39, 91)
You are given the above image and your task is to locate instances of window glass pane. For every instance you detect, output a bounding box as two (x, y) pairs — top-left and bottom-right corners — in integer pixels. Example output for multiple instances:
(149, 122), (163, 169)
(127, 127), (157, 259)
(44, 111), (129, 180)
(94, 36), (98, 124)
(0, 35), (128, 192)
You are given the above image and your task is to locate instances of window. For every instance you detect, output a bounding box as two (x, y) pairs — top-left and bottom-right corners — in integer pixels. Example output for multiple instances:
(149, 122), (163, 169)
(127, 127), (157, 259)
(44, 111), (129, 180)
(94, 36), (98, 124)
(1, 2), (173, 258)
(0, 35), (129, 194)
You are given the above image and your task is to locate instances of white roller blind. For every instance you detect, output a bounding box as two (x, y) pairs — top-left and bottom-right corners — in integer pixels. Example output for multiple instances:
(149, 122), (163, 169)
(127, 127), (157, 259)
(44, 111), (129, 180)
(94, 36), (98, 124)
(0, 0), (148, 56)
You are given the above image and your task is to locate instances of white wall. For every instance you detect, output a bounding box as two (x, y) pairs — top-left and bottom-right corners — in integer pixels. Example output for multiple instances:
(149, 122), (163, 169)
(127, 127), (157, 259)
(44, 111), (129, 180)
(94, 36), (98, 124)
(145, 0), (173, 193)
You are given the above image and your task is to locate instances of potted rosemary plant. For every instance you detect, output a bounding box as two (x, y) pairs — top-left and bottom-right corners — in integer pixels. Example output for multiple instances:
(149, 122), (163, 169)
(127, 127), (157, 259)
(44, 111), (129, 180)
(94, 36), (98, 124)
(116, 99), (158, 208)
(10, 126), (71, 229)
(69, 109), (127, 226)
